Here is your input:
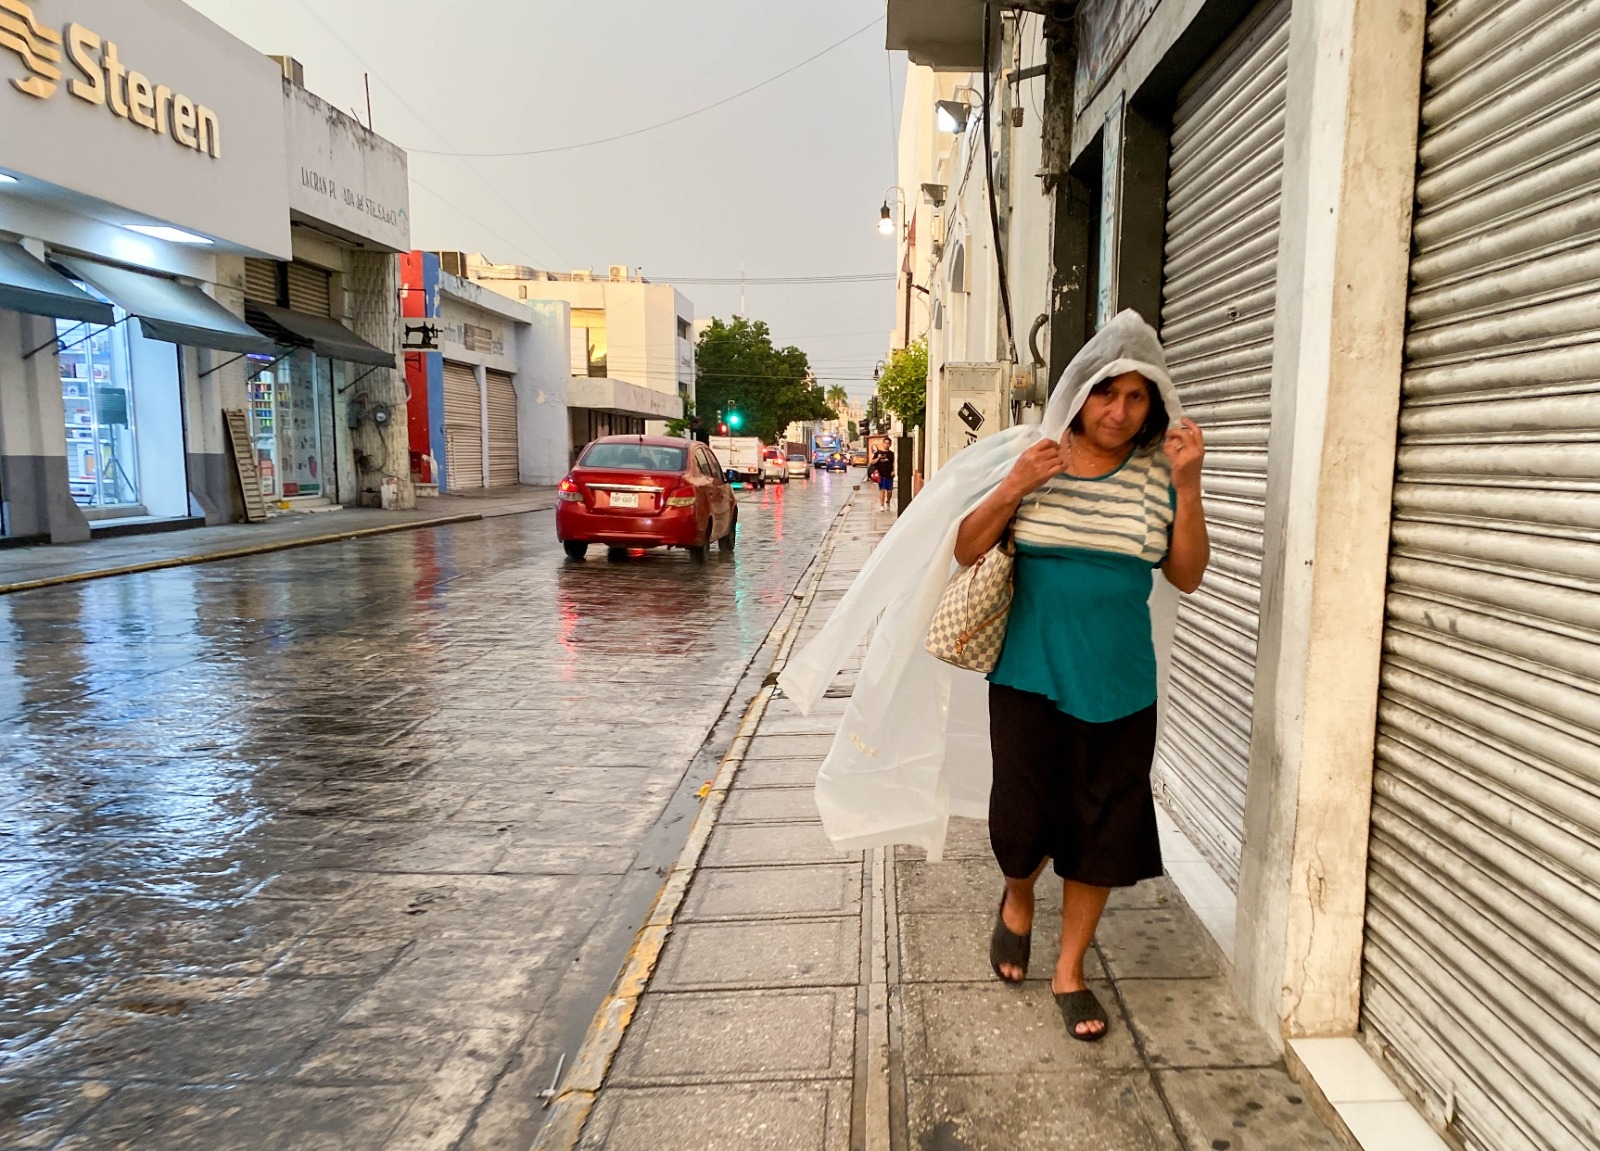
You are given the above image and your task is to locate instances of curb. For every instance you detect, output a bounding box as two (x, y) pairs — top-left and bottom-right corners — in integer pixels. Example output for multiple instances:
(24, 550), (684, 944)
(0, 512), (492, 596)
(532, 496), (855, 1151)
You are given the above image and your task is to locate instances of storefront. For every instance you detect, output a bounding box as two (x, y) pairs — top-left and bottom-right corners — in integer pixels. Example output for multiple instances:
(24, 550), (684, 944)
(399, 251), (574, 493)
(0, 0), (290, 542)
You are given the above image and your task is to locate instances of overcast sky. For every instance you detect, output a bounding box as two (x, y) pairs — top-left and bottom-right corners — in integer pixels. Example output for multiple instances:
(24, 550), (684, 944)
(185, 0), (907, 402)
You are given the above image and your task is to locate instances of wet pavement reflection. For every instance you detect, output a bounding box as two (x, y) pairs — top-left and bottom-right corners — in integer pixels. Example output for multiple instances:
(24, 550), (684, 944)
(0, 473), (855, 1149)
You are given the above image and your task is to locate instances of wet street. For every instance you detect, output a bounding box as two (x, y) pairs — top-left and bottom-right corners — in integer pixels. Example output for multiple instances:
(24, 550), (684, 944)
(0, 474), (854, 1150)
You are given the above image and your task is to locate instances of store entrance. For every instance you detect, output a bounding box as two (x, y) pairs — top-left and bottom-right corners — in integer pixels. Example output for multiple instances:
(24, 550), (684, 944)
(59, 316), (141, 512)
(248, 349), (343, 503)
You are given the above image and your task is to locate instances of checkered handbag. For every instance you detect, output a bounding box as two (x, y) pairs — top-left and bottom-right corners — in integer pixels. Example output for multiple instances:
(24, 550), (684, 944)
(925, 528), (1015, 673)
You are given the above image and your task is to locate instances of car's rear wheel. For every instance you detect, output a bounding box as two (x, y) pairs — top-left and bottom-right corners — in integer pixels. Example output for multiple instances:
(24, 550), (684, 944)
(718, 507), (737, 552)
(563, 541), (589, 560)
(686, 517), (710, 561)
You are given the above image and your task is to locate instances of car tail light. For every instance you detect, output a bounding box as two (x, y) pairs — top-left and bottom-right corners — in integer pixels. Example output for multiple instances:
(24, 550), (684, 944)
(558, 476), (583, 502)
(664, 481), (696, 508)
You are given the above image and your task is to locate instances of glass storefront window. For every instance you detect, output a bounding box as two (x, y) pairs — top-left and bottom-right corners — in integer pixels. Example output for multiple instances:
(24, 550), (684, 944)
(248, 350), (341, 501)
(58, 313), (141, 509)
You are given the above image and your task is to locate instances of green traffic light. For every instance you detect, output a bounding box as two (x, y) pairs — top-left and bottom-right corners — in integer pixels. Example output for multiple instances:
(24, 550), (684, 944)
(727, 410), (742, 429)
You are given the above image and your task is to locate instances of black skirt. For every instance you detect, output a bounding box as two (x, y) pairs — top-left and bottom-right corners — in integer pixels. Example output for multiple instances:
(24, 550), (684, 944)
(987, 681), (1163, 887)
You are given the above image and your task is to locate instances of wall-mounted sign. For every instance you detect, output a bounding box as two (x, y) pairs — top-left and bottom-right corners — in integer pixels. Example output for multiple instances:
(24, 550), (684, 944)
(4, 0), (221, 154)
(285, 83), (410, 252)
(0, 0), (289, 257)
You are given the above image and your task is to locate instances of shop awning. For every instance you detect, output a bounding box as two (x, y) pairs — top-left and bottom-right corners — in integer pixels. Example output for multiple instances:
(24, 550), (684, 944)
(244, 303), (396, 369)
(0, 242), (114, 326)
(52, 255), (273, 355)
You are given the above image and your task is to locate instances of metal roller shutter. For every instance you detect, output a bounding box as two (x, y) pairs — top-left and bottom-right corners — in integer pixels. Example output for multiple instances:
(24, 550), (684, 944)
(244, 258), (279, 306)
(486, 370), (519, 488)
(442, 361), (484, 492)
(286, 261), (333, 318)
(1360, 2), (1600, 1148)
(1150, 0), (1289, 891)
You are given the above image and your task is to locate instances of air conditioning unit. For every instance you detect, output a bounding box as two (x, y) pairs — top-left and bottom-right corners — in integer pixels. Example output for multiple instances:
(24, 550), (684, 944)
(608, 265), (630, 283)
(941, 362), (1009, 466)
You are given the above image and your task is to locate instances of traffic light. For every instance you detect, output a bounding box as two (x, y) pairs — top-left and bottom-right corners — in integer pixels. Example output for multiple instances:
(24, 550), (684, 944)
(718, 422), (729, 435)
(727, 409), (743, 430)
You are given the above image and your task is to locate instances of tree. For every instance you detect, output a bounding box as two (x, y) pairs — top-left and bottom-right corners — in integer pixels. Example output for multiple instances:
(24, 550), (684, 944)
(695, 317), (836, 443)
(825, 384), (850, 412)
(876, 338), (928, 429)
(847, 420), (858, 442)
(665, 399), (696, 439)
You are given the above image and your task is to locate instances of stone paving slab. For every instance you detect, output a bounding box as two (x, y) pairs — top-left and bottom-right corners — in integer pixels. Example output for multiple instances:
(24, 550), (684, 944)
(719, 787), (822, 824)
(700, 822), (852, 868)
(730, 758), (821, 788)
(900, 980), (1144, 1075)
(1118, 977), (1282, 1070)
(651, 917), (861, 992)
(1158, 1066), (1349, 1151)
(607, 987), (856, 1086)
(906, 1072), (1181, 1151)
(576, 1081), (852, 1151)
(741, 734), (836, 760)
(1095, 907), (1224, 981)
(679, 864), (862, 923)
(898, 911), (1107, 984)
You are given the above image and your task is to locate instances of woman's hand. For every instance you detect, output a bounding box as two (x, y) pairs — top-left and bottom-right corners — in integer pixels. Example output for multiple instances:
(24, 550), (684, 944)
(1000, 437), (1069, 500)
(1164, 418), (1205, 491)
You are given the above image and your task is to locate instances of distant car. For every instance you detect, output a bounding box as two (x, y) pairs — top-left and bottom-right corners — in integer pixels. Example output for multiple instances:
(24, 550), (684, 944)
(761, 448), (788, 485)
(556, 435), (736, 561)
(850, 447), (869, 467)
(816, 452), (849, 473)
(786, 452), (810, 479)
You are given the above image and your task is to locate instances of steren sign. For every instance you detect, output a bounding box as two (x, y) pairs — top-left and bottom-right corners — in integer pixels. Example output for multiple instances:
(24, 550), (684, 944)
(1, 0), (222, 157)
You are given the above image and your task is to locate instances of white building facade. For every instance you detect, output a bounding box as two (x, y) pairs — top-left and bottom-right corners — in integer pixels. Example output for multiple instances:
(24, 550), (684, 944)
(890, 1), (1599, 1148)
(460, 258), (692, 457)
(0, 0), (290, 541)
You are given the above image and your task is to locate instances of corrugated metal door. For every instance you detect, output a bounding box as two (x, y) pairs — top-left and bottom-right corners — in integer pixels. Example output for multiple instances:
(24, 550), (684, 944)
(1150, 0), (1289, 891)
(286, 261), (333, 317)
(486, 370), (519, 488)
(244, 258), (279, 306)
(1360, 3), (1600, 1148)
(442, 361), (483, 492)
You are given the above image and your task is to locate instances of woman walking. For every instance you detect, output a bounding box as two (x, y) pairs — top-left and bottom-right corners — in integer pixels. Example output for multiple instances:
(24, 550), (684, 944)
(778, 310), (1207, 1043)
(954, 365), (1207, 1040)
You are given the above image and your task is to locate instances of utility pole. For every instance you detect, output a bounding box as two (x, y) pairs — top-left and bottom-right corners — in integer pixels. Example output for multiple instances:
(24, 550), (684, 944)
(738, 265), (745, 319)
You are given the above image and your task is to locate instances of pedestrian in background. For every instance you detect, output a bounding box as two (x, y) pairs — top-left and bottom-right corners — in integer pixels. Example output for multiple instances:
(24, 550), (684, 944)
(871, 448), (894, 510)
(954, 344), (1208, 1041)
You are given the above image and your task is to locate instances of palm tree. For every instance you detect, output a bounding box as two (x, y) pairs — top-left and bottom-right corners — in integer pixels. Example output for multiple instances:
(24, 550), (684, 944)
(825, 384), (849, 412)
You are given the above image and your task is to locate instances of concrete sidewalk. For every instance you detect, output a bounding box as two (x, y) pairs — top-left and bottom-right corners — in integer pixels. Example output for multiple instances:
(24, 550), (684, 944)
(0, 485), (556, 594)
(548, 496), (1353, 1151)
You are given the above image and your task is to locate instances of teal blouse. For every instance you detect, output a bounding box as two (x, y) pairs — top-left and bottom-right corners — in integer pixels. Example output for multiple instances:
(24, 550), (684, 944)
(988, 447), (1176, 723)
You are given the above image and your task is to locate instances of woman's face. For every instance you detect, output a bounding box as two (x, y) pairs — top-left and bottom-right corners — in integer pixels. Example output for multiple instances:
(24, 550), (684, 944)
(1076, 372), (1152, 452)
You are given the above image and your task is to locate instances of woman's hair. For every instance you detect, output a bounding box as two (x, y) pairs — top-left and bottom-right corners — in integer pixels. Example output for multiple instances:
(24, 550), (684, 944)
(1069, 374), (1169, 450)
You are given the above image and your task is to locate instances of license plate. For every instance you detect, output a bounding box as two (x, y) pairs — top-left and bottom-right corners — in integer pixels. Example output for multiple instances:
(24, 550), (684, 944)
(608, 492), (639, 508)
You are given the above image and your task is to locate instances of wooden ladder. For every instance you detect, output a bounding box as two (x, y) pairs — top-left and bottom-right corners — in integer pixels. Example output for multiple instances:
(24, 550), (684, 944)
(223, 408), (269, 523)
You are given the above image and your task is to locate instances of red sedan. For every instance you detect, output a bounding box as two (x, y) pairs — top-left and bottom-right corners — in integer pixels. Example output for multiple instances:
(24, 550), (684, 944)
(556, 435), (737, 561)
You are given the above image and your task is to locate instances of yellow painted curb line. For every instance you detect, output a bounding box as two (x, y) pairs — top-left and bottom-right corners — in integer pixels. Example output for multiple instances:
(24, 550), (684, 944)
(0, 512), (496, 595)
(532, 496), (855, 1151)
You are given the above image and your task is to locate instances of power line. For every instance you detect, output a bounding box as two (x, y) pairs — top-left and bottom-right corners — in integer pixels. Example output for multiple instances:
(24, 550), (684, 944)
(657, 273), (895, 285)
(408, 16), (885, 158)
(287, 0), (573, 267)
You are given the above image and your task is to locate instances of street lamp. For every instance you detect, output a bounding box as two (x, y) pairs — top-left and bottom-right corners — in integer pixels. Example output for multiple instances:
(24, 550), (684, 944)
(876, 187), (906, 238)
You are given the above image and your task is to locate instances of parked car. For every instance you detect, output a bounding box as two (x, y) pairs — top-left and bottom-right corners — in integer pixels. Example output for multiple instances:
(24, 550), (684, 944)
(761, 448), (788, 485)
(786, 451), (810, 479)
(849, 447), (870, 467)
(556, 435), (736, 561)
(816, 451), (849, 472)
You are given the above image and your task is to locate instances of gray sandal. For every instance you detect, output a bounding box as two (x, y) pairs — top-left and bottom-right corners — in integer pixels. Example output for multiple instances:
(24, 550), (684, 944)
(1055, 988), (1108, 1042)
(988, 894), (1030, 984)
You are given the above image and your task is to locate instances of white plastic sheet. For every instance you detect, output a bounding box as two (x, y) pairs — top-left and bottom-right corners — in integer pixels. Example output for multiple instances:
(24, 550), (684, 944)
(778, 310), (1187, 858)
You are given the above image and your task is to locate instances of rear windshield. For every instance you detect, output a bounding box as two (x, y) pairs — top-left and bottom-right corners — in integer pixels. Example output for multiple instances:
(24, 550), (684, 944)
(580, 443), (687, 471)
